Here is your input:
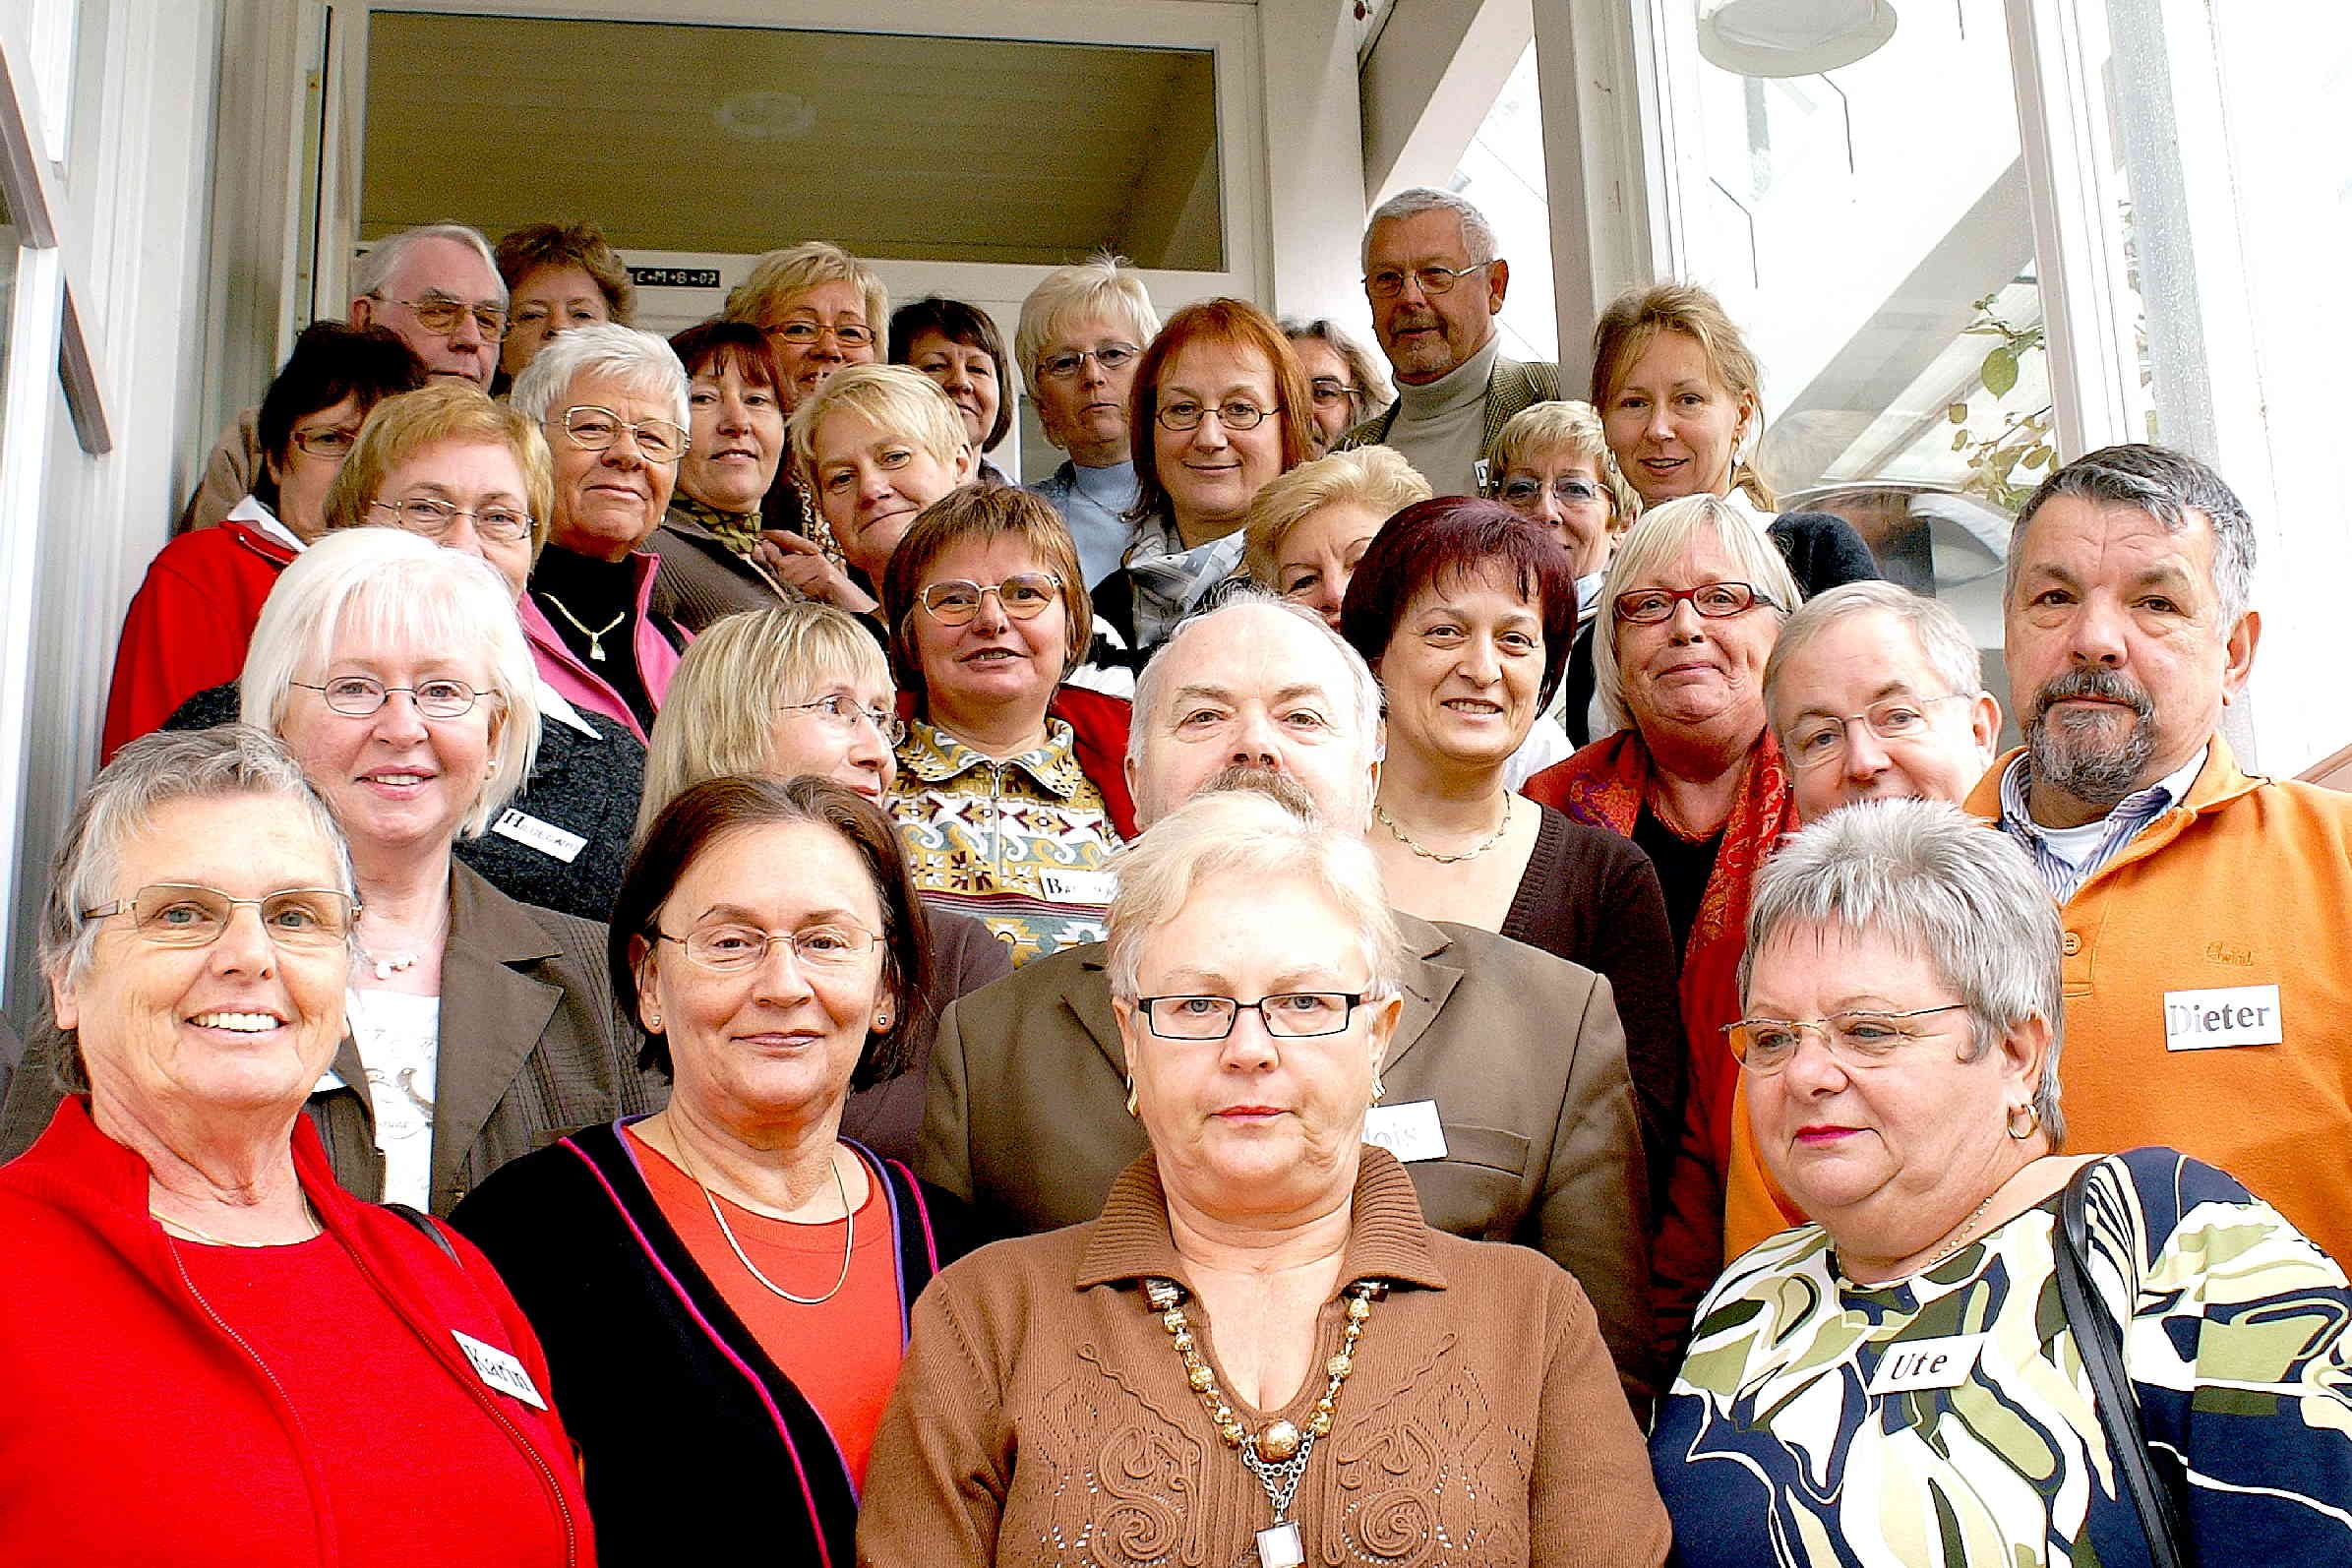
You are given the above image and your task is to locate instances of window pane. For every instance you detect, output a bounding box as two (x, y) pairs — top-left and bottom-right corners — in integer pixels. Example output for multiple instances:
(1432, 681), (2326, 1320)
(0, 180), (14, 455)
(1451, 43), (1556, 362)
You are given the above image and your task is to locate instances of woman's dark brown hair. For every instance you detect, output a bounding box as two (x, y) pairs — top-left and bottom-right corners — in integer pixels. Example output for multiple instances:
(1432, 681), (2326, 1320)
(668, 319), (788, 400)
(610, 774), (934, 1088)
(889, 296), (1013, 452)
(877, 486), (1093, 706)
(494, 220), (636, 324)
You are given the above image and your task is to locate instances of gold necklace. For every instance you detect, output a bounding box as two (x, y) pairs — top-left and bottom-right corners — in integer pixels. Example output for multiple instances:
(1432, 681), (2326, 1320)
(537, 590), (629, 661)
(1374, 794), (1514, 864)
(667, 1126), (857, 1306)
(152, 1201), (321, 1247)
(1143, 1276), (1384, 1567)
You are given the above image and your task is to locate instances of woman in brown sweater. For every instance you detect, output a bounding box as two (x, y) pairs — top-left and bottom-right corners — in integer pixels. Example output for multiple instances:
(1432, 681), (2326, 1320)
(857, 789), (1669, 1568)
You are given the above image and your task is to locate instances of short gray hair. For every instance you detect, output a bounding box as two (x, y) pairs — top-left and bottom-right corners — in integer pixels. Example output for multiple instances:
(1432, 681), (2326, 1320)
(353, 222), (504, 305)
(2008, 443), (2256, 629)
(510, 322), (689, 432)
(1741, 797), (2066, 1144)
(1765, 580), (1985, 730)
(1591, 494), (1800, 732)
(1362, 187), (1498, 271)
(240, 528), (541, 837)
(1014, 251), (1162, 402)
(1105, 788), (1403, 1001)
(1127, 590), (1388, 781)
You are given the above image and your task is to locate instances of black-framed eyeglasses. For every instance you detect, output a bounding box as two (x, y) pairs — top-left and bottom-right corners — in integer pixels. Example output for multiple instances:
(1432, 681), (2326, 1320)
(1362, 261), (1490, 299)
(657, 923), (880, 973)
(379, 294), (508, 340)
(1037, 343), (1141, 381)
(1156, 398), (1276, 433)
(1613, 581), (1779, 625)
(764, 320), (876, 349)
(918, 573), (1062, 627)
(1785, 693), (1972, 769)
(1496, 474), (1603, 511)
(1723, 1005), (1970, 1076)
(552, 405), (689, 463)
(292, 676), (495, 718)
(1307, 378), (1362, 409)
(290, 426), (362, 459)
(778, 693), (907, 747)
(369, 497), (535, 544)
(83, 883), (359, 949)
(1132, 992), (1371, 1041)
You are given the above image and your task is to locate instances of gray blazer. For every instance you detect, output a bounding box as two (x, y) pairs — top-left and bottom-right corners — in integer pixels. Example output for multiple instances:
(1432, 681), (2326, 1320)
(0, 862), (666, 1215)
(916, 912), (1658, 1405)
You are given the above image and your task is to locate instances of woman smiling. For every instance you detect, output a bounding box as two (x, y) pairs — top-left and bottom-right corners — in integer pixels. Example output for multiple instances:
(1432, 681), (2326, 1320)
(647, 321), (796, 632)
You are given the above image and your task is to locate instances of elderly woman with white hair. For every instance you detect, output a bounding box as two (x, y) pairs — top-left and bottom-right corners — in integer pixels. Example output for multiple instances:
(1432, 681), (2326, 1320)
(1016, 253), (1162, 586)
(860, 787), (1670, 1568)
(1654, 797), (2352, 1568)
(0, 725), (593, 1562)
(6, 529), (657, 1212)
(512, 321), (694, 741)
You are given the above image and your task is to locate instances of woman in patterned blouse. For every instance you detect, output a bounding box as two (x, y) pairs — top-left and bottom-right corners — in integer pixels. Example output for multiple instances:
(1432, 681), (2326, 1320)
(1652, 797), (2352, 1568)
(875, 486), (1134, 967)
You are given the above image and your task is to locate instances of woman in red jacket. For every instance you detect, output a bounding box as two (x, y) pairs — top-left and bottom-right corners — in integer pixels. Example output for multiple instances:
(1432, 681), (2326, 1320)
(0, 725), (592, 1568)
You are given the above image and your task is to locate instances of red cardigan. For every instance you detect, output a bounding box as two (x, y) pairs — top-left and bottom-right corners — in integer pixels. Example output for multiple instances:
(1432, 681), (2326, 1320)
(0, 1099), (594, 1566)
(100, 516), (297, 762)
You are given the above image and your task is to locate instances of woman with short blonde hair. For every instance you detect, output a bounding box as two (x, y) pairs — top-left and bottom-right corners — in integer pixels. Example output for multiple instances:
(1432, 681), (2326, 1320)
(1239, 446), (1430, 629)
(1015, 253), (1163, 587)
(323, 381), (555, 550)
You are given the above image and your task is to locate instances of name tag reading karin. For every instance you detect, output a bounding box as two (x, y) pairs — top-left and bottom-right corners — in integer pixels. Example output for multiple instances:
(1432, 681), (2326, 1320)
(492, 810), (586, 864)
(453, 1331), (548, 1410)
(1362, 1100), (1448, 1163)
(1866, 1333), (1984, 1397)
(2164, 984), (2283, 1052)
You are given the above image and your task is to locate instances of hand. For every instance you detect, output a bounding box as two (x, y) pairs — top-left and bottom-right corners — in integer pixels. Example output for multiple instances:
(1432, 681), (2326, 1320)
(756, 530), (877, 616)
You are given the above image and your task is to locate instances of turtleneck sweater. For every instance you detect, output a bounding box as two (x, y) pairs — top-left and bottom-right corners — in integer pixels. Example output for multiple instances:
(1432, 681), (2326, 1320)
(530, 544), (657, 734)
(1383, 332), (1500, 496)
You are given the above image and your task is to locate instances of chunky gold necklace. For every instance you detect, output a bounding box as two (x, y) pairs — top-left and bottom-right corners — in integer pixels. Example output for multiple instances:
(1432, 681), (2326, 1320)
(1142, 1276), (1384, 1567)
(1374, 794), (1514, 863)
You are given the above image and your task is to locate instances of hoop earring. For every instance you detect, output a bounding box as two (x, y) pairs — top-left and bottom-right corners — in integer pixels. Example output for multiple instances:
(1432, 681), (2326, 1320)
(2006, 1102), (2040, 1140)
(1124, 1077), (1139, 1118)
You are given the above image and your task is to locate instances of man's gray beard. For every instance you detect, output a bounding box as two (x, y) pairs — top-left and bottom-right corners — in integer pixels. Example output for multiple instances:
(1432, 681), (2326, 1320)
(2025, 703), (2156, 812)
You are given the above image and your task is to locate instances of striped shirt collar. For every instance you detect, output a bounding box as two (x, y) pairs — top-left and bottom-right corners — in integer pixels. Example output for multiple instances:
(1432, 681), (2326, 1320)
(1996, 743), (2209, 901)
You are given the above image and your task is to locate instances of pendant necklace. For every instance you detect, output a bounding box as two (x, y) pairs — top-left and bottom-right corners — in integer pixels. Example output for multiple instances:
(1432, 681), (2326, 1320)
(538, 590), (628, 661)
(1142, 1275), (1384, 1567)
(668, 1126), (857, 1306)
(1375, 794), (1514, 863)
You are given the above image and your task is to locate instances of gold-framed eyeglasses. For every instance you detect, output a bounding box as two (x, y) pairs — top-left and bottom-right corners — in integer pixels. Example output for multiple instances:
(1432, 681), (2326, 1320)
(1037, 343), (1140, 380)
(764, 320), (876, 349)
(290, 426), (362, 459)
(83, 883), (359, 949)
(1306, 378), (1361, 409)
(291, 676), (494, 719)
(1785, 694), (1972, 769)
(1723, 1004), (1970, 1076)
(778, 694), (907, 747)
(1133, 993), (1371, 1041)
(1362, 261), (1490, 299)
(369, 497), (534, 543)
(553, 405), (690, 463)
(918, 573), (1062, 627)
(658, 923), (880, 972)
(380, 295), (508, 339)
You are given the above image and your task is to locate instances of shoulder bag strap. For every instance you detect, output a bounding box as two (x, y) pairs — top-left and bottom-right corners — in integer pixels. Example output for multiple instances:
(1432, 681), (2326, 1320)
(381, 1200), (463, 1267)
(2053, 1163), (2187, 1568)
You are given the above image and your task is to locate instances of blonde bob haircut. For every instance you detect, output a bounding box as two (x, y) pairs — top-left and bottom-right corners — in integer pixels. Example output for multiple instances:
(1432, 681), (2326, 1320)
(239, 528), (541, 838)
(1240, 446), (1431, 587)
(787, 363), (969, 480)
(1485, 400), (1643, 533)
(724, 240), (889, 336)
(1590, 280), (1774, 510)
(322, 382), (556, 555)
(1013, 251), (1162, 403)
(1105, 787), (1405, 1002)
(1591, 493), (1799, 733)
(636, 602), (891, 842)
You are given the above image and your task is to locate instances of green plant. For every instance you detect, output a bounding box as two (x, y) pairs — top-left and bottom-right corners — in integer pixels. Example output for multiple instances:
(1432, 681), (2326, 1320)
(1947, 292), (2055, 513)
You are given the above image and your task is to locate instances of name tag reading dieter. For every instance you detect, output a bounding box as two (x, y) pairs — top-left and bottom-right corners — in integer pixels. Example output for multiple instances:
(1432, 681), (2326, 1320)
(2163, 984), (2283, 1052)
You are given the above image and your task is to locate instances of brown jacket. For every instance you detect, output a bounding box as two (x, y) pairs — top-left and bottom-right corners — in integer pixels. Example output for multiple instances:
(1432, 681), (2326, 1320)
(917, 913), (1658, 1404)
(857, 1146), (1671, 1568)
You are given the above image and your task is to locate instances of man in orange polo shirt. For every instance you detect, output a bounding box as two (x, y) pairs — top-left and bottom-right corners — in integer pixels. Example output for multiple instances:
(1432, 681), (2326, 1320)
(1726, 444), (2352, 1270)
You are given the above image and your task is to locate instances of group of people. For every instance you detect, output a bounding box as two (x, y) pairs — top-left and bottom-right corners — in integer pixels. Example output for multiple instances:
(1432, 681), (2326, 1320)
(3, 182), (2348, 1568)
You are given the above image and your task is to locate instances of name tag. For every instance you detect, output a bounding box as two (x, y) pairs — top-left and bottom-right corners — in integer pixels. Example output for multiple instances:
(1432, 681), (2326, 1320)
(2163, 984), (2282, 1052)
(1472, 458), (1491, 491)
(1038, 868), (1117, 904)
(1363, 1100), (1449, 1163)
(453, 1330), (548, 1410)
(1867, 1333), (1983, 1396)
(492, 810), (586, 864)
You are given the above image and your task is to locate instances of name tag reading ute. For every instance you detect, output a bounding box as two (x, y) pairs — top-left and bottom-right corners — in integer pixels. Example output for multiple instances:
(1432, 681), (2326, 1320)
(453, 1330), (548, 1410)
(2163, 984), (2283, 1052)
(1866, 1333), (1984, 1397)
(1362, 1100), (1448, 1163)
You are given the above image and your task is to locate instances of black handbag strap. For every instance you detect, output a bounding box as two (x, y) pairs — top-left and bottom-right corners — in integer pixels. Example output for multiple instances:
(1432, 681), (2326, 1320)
(381, 1200), (462, 1267)
(2052, 1162), (2187, 1568)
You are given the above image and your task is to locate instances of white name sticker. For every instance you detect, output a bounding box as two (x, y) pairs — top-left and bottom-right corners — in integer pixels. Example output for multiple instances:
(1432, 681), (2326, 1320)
(1038, 868), (1117, 905)
(2163, 984), (2283, 1052)
(1867, 1333), (1984, 1396)
(1363, 1100), (1449, 1164)
(453, 1330), (548, 1410)
(492, 809), (587, 864)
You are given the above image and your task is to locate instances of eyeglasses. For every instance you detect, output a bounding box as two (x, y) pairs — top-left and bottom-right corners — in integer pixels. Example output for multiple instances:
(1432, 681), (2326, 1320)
(1613, 581), (1779, 625)
(657, 923), (879, 973)
(1496, 475), (1603, 511)
(764, 320), (876, 350)
(1156, 398), (1277, 433)
(1132, 992), (1372, 1041)
(369, 497), (535, 544)
(380, 295), (508, 340)
(84, 882), (359, 949)
(1037, 343), (1141, 381)
(553, 405), (690, 463)
(1307, 378), (1361, 410)
(918, 573), (1063, 627)
(1362, 261), (1491, 299)
(1723, 1005), (1970, 1076)
(292, 676), (494, 718)
(291, 426), (361, 459)
(1785, 694), (1972, 769)
(778, 693), (907, 747)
